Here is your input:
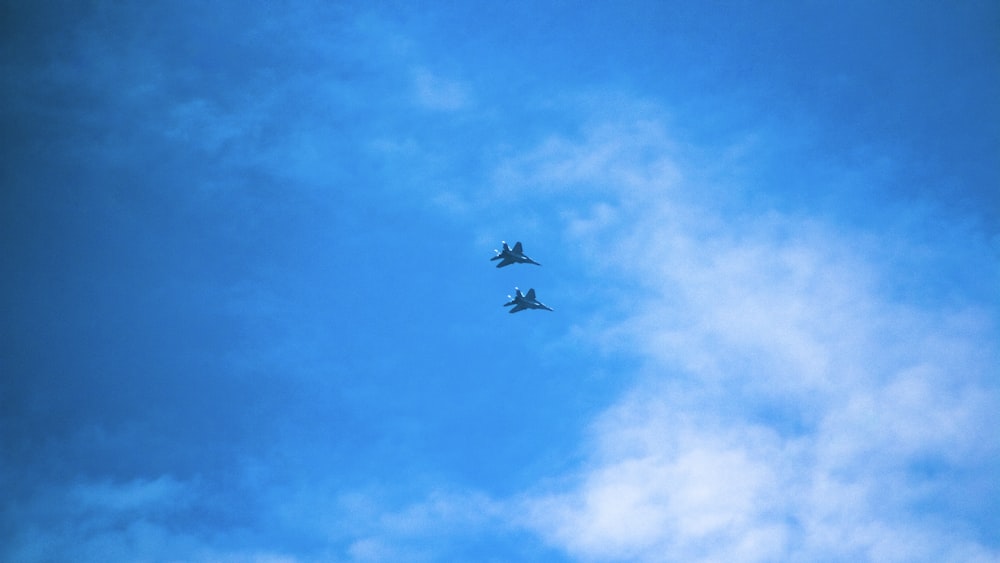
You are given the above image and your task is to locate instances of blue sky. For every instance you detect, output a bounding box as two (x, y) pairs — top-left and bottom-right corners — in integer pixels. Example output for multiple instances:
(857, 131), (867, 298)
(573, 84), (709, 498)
(1, 2), (998, 561)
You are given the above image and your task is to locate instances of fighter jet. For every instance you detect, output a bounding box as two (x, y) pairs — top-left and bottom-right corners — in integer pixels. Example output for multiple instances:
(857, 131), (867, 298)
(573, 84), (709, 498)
(491, 241), (541, 268)
(503, 287), (554, 313)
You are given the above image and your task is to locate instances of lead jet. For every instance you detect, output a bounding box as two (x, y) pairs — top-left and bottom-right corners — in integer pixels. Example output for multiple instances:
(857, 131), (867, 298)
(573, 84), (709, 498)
(491, 241), (541, 268)
(504, 287), (554, 313)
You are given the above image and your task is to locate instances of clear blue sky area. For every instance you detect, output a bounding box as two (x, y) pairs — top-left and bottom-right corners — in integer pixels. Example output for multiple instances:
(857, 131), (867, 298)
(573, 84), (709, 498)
(2, 2), (998, 561)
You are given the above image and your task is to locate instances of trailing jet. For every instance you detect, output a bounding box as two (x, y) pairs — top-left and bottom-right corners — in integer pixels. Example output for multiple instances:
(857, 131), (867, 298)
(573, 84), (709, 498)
(491, 241), (541, 268)
(504, 288), (553, 313)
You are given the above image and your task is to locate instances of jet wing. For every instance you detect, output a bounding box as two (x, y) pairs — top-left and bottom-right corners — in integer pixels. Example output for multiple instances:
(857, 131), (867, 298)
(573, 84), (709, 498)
(508, 303), (527, 313)
(495, 258), (515, 268)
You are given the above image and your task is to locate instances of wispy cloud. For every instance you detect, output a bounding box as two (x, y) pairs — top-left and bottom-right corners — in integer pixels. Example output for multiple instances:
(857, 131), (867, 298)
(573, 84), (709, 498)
(492, 110), (682, 202)
(68, 475), (192, 514)
(412, 68), (472, 111)
(339, 489), (508, 562)
(3, 476), (204, 562)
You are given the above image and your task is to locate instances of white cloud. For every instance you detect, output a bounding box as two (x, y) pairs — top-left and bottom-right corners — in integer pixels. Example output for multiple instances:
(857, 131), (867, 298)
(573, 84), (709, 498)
(522, 401), (793, 562)
(490, 113), (1000, 562)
